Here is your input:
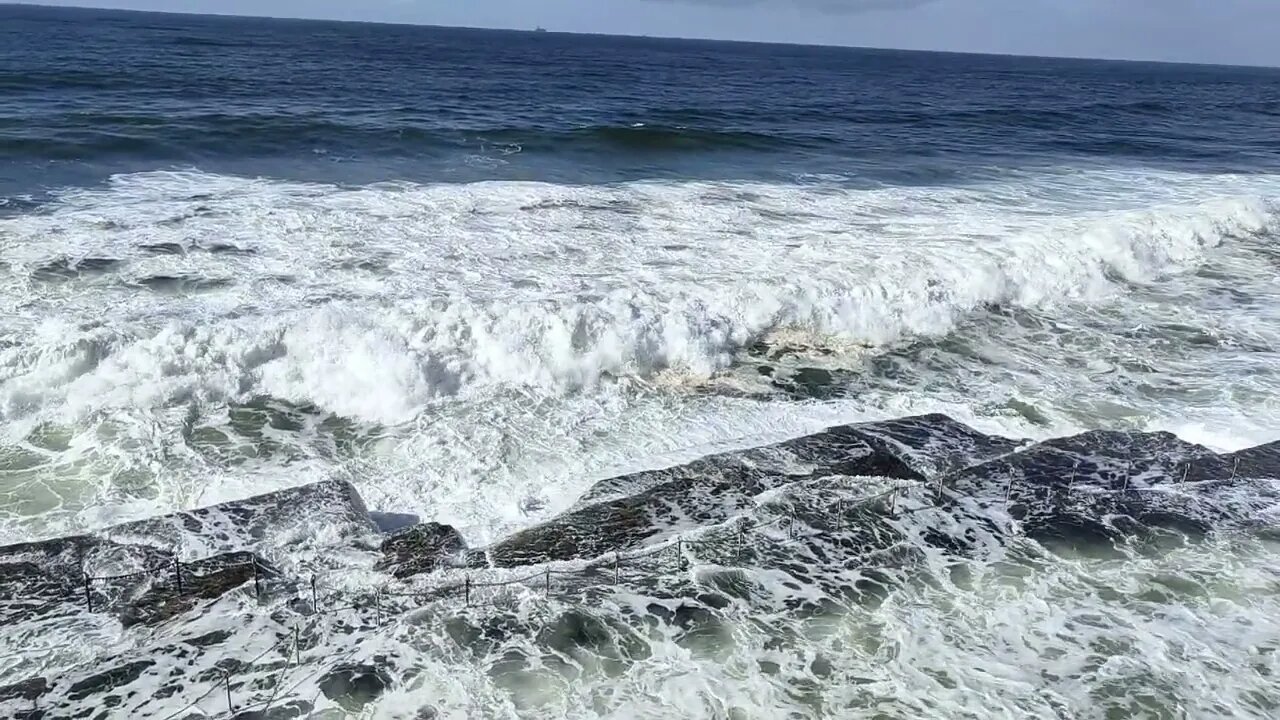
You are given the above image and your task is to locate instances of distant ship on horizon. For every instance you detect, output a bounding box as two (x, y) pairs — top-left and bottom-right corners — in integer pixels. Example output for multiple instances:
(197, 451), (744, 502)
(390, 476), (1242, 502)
(534, 26), (547, 33)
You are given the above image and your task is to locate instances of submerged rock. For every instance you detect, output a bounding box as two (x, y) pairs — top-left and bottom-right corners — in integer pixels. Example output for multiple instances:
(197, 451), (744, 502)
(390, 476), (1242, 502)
(103, 479), (377, 558)
(319, 662), (393, 711)
(488, 415), (1028, 567)
(231, 699), (314, 720)
(934, 428), (1276, 553)
(1225, 439), (1280, 480)
(377, 523), (466, 579)
(118, 551), (280, 627)
(486, 423), (925, 567)
(2, 412), (1278, 720)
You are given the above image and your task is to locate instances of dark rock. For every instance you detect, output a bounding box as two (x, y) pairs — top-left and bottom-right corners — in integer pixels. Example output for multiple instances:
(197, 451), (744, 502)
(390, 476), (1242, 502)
(1224, 439), (1280, 480)
(31, 256), (122, 282)
(771, 367), (842, 399)
(572, 421), (924, 511)
(2, 480), (372, 627)
(134, 274), (234, 293)
(140, 242), (187, 255)
(103, 479), (376, 557)
(0, 530), (276, 626)
(319, 663), (392, 710)
(377, 523), (466, 579)
(182, 629), (234, 648)
(935, 427), (1274, 550)
(118, 552), (275, 627)
(0, 676), (48, 703)
(495, 416), (1021, 566)
(67, 661), (154, 701)
(0, 535), (103, 624)
(231, 699), (313, 720)
(852, 413), (1024, 477)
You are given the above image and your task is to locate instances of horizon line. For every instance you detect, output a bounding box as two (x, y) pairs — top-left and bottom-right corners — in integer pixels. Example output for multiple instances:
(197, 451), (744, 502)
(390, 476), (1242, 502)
(5, 1), (1280, 71)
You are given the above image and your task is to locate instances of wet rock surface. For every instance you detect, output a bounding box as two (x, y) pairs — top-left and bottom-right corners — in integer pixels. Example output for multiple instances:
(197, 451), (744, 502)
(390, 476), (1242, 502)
(104, 479), (377, 557)
(377, 523), (466, 579)
(486, 423), (923, 567)
(319, 662), (393, 711)
(0, 536), (277, 628)
(1, 414), (1277, 719)
(487, 415), (1028, 567)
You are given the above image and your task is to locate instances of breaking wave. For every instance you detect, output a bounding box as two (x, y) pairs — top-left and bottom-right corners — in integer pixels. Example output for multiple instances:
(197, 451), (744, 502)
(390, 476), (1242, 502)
(1, 169), (1275, 428)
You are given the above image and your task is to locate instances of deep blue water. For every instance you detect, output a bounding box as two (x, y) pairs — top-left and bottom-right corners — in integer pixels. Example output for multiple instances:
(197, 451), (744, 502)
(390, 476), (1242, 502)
(3, 3), (1280, 203)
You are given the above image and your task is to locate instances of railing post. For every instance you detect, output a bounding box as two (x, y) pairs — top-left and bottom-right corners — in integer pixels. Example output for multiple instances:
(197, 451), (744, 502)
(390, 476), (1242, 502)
(173, 557), (183, 596)
(1231, 458), (1239, 481)
(252, 559), (261, 600)
(83, 572), (93, 612)
(464, 576), (471, 607)
(935, 475), (944, 501)
(544, 568), (551, 597)
(1068, 461), (1078, 494)
(613, 553), (620, 585)
(223, 671), (233, 713)
(889, 488), (898, 515)
(1181, 463), (1189, 486)
(374, 590), (382, 626)
(293, 625), (300, 666)
(1004, 474), (1015, 508)
(310, 575), (318, 612)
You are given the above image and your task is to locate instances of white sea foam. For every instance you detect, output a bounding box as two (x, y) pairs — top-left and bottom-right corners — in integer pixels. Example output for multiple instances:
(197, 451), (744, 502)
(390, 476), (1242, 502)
(0, 167), (1277, 544)
(1, 160), (1278, 718)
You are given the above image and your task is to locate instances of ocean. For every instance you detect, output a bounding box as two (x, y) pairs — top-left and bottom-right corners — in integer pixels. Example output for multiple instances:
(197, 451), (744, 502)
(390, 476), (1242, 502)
(2, 4), (1280, 719)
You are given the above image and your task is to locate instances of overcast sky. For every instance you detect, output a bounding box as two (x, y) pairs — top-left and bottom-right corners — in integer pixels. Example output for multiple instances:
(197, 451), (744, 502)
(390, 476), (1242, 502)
(25, 0), (1280, 67)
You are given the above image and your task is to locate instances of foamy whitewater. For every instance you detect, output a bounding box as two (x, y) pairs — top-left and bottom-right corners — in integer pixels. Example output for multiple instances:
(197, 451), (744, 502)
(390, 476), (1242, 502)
(2, 165), (1279, 717)
(2, 167), (1278, 540)
(3, 7), (1280, 719)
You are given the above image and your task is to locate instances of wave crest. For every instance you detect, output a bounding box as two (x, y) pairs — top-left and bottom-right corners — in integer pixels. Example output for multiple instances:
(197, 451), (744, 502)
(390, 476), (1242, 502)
(0, 170), (1275, 426)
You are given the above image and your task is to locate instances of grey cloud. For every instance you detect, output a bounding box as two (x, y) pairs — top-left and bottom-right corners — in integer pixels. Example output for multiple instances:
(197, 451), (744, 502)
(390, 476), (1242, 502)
(640, 0), (942, 14)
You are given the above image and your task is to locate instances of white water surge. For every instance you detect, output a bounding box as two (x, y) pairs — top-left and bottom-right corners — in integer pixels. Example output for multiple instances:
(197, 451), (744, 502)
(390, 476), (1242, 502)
(1, 166), (1279, 718)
